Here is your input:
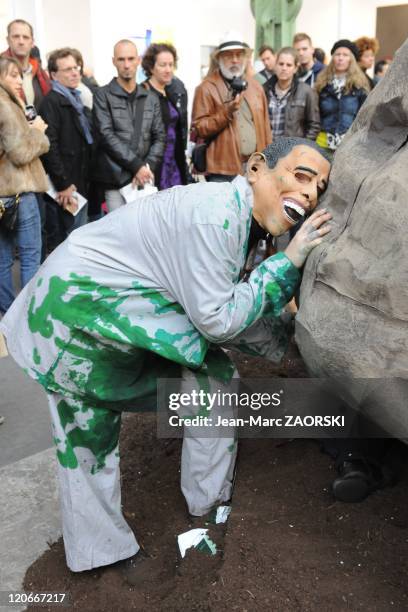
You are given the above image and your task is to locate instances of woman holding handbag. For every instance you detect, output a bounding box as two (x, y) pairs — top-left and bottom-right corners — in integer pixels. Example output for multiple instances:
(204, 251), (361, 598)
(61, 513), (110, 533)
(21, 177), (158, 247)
(0, 56), (49, 315)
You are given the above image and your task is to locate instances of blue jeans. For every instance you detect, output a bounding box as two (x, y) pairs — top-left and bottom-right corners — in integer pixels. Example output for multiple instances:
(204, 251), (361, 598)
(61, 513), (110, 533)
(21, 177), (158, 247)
(0, 192), (41, 314)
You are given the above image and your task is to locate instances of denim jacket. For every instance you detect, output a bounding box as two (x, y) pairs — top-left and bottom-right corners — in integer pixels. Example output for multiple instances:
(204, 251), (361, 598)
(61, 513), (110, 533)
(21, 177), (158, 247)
(319, 83), (367, 135)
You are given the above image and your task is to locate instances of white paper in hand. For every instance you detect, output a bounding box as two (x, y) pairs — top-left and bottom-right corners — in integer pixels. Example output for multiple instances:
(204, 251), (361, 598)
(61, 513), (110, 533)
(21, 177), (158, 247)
(119, 182), (158, 204)
(46, 177), (88, 216)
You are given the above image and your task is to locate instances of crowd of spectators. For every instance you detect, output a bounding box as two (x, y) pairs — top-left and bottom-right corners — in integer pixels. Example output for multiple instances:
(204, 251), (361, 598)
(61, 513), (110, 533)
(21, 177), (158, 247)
(0, 16), (397, 500)
(0, 19), (390, 310)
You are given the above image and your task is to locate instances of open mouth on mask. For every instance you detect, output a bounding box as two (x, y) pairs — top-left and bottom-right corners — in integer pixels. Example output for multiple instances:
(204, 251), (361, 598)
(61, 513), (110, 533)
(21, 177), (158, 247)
(282, 199), (306, 224)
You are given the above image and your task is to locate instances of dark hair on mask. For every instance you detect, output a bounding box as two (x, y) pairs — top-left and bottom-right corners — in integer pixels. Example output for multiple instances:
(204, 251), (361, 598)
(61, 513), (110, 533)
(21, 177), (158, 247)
(262, 137), (331, 169)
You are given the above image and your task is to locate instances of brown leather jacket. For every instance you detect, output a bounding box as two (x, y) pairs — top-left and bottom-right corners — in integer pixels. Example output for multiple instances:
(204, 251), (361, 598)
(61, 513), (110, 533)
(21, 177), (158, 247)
(192, 70), (272, 175)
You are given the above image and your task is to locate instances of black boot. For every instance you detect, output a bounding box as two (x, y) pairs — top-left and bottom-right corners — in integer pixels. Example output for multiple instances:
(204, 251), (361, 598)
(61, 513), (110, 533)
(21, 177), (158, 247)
(332, 453), (393, 503)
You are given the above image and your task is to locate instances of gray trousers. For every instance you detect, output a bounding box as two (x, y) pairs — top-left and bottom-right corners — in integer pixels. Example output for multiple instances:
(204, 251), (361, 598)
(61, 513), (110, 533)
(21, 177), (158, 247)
(105, 189), (126, 212)
(47, 367), (237, 571)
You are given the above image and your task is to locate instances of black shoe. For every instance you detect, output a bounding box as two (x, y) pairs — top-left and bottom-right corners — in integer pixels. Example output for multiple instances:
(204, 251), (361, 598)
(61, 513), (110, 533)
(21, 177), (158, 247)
(332, 457), (392, 503)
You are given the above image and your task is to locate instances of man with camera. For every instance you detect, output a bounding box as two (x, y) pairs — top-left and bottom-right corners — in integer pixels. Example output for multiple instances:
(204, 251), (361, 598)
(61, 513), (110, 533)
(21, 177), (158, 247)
(192, 32), (271, 182)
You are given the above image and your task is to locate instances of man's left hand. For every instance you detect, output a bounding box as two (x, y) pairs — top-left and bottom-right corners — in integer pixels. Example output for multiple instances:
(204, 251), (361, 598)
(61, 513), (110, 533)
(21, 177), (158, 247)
(132, 165), (154, 187)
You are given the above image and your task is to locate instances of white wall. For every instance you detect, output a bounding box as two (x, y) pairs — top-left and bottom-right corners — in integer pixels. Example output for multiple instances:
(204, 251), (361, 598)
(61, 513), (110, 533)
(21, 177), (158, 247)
(89, 0), (255, 94)
(2, 0), (255, 114)
(4, 0), (406, 99)
(296, 0), (407, 59)
(41, 0), (93, 68)
(0, 0), (12, 51)
(1, 0), (93, 66)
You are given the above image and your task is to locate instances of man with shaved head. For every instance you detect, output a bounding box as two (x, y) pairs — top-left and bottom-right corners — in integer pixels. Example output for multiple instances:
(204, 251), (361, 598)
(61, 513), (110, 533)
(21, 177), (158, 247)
(93, 39), (165, 211)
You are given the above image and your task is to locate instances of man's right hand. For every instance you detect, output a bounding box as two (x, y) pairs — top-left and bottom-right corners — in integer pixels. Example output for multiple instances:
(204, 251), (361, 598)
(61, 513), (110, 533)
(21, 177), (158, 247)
(56, 184), (78, 211)
(227, 93), (242, 114)
(29, 116), (48, 133)
(132, 165), (154, 187)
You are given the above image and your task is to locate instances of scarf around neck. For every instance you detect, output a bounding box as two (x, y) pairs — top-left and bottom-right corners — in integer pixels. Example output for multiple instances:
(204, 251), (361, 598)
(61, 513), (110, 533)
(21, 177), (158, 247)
(51, 80), (93, 144)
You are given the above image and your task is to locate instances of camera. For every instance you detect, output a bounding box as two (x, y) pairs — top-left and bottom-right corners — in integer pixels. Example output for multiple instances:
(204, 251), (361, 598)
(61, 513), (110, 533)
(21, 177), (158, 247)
(230, 76), (248, 98)
(24, 105), (37, 122)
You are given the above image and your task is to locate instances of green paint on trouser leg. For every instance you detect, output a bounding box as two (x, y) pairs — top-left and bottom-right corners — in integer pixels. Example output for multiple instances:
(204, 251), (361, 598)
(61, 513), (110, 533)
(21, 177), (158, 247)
(55, 398), (121, 472)
(33, 348), (41, 365)
(48, 328), (180, 411)
(185, 348), (236, 419)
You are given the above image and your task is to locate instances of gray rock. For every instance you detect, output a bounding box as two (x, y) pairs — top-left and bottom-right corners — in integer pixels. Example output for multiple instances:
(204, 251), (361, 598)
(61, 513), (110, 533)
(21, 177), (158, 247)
(296, 38), (408, 438)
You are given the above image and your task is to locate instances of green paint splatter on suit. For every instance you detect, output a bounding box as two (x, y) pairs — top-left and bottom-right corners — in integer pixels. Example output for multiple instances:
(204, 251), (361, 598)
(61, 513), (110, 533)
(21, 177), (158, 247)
(55, 398), (121, 472)
(27, 273), (210, 407)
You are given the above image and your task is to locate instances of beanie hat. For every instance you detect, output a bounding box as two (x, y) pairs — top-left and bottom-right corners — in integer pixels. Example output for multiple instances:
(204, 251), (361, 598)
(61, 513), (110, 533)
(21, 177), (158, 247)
(330, 39), (359, 60)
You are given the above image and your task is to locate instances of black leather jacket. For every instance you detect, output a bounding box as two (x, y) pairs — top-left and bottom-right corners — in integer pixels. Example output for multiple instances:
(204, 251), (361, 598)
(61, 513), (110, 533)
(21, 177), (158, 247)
(92, 78), (165, 187)
(166, 76), (188, 149)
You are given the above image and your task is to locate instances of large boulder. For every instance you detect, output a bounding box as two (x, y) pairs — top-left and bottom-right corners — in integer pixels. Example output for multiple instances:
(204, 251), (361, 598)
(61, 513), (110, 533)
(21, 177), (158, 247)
(296, 38), (408, 437)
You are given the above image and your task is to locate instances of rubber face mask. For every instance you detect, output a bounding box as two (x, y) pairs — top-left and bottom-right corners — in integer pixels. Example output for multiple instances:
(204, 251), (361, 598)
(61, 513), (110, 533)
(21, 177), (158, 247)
(252, 145), (330, 236)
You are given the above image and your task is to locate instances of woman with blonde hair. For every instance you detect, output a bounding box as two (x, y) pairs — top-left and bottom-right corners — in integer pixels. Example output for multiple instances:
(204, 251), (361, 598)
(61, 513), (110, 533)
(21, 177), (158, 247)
(315, 39), (369, 155)
(0, 56), (49, 314)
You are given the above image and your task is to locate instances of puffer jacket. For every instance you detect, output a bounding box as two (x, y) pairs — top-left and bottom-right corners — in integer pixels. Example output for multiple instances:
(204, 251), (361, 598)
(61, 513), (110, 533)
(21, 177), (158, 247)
(92, 79), (165, 187)
(319, 83), (367, 135)
(0, 84), (49, 196)
(263, 75), (320, 139)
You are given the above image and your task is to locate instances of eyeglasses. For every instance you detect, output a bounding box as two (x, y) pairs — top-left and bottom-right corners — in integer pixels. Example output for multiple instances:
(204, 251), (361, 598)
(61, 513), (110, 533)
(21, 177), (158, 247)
(58, 65), (80, 73)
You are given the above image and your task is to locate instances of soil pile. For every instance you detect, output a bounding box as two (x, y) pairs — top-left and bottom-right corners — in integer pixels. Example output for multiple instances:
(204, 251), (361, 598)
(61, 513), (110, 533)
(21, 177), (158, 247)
(24, 347), (408, 610)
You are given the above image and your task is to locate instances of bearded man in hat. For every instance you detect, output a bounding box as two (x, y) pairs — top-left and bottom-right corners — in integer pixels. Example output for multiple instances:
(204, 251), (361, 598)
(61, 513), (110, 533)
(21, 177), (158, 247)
(192, 31), (272, 182)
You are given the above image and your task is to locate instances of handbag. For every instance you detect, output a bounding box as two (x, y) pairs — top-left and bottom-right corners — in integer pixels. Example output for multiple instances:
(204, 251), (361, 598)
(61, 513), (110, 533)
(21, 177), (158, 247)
(0, 194), (20, 232)
(190, 125), (220, 174)
(191, 141), (209, 173)
(191, 125), (226, 174)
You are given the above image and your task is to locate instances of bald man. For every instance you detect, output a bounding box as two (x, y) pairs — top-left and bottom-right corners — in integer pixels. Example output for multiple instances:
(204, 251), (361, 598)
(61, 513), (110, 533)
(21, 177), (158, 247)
(93, 39), (165, 212)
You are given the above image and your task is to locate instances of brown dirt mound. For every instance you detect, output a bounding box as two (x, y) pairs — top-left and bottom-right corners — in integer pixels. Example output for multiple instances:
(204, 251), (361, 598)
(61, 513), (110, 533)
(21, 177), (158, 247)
(24, 346), (408, 611)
